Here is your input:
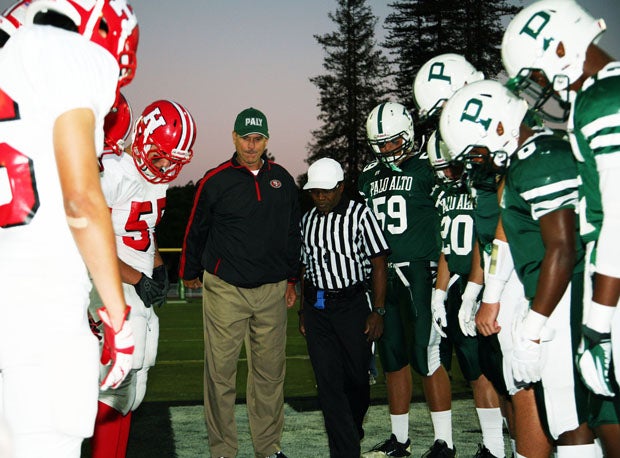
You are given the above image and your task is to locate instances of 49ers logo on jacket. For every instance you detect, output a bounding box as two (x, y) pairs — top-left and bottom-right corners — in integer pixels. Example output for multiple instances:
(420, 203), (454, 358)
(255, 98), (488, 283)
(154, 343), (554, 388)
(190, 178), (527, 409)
(270, 179), (282, 189)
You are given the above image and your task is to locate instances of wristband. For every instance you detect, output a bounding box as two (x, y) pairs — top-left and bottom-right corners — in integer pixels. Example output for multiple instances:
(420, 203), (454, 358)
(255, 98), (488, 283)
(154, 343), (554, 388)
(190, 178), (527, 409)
(521, 309), (548, 341)
(484, 239), (514, 282)
(462, 281), (483, 301)
(481, 276), (507, 303)
(586, 301), (616, 333)
(433, 289), (447, 304)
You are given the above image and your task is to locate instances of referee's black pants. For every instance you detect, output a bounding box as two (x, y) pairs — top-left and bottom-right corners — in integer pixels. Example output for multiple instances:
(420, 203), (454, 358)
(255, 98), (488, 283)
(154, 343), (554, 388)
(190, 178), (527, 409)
(304, 290), (372, 458)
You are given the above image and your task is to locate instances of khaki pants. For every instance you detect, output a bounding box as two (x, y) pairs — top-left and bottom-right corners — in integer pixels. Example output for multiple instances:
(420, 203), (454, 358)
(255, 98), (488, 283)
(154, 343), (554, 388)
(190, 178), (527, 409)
(202, 271), (288, 458)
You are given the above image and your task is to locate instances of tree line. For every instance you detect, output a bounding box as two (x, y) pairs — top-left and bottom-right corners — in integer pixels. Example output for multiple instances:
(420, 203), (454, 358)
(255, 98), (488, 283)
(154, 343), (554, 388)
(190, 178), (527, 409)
(158, 0), (522, 275)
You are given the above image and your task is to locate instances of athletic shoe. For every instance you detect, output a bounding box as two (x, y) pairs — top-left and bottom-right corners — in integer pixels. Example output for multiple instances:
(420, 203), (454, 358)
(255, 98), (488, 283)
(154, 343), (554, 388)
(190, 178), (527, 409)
(421, 439), (456, 458)
(474, 444), (498, 458)
(361, 434), (411, 457)
(267, 452), (288, 458)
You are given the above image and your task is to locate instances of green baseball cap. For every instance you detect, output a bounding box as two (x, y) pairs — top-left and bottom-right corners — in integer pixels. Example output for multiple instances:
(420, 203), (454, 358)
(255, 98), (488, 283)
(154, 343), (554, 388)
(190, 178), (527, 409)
(233, 107), (269, 138)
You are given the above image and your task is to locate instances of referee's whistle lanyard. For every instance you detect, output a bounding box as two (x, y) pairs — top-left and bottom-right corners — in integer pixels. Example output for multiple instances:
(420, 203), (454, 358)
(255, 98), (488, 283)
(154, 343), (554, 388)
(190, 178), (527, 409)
(388, 262), (418, 317)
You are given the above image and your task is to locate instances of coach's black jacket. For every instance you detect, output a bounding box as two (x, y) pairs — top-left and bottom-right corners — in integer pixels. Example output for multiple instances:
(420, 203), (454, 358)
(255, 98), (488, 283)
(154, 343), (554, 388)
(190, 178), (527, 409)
(180, 153), (301, 289)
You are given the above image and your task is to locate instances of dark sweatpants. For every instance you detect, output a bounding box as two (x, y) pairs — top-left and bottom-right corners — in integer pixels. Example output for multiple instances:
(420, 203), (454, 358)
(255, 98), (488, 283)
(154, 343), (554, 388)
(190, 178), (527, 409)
(303, 288), (372, 458)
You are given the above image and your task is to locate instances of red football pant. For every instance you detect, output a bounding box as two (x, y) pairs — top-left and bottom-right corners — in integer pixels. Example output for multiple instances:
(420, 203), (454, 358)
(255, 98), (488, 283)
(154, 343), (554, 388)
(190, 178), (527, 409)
(90, 401), (132, 458)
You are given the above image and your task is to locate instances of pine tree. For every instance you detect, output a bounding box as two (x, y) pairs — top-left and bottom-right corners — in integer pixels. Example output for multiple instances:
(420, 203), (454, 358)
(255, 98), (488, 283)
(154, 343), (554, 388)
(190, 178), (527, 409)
(384, 0), (520, 106)
(382, 0), (520, 144)
(306, 0), (389, 188)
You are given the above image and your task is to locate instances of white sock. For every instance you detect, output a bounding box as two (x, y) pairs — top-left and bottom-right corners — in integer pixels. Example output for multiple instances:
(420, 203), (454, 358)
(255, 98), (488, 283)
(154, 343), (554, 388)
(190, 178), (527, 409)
(594, 438), (604, 458)
(390, 413), (409, 444)
(516, 454), (527, 458)
(511, 438), (517, 457)
(556, 443), (597, 458)
(430, 410), (453, 449)
(476, 408), (505, 457)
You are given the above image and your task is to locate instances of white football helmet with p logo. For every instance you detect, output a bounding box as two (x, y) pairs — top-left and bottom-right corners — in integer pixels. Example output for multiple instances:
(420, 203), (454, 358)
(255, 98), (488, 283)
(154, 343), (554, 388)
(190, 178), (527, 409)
(501, 0), (605, 120)
(413, 53), (484, 121)
(439, 79), (528, 169)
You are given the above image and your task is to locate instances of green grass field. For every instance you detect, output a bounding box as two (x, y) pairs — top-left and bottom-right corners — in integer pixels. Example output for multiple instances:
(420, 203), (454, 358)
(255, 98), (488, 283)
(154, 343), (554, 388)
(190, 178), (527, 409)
(81, 297), (486, 457)
(145, 297), (473, 405)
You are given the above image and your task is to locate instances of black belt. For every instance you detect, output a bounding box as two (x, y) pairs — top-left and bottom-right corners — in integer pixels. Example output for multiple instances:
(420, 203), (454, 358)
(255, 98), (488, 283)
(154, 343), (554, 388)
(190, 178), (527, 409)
(304, 281), (366, 300)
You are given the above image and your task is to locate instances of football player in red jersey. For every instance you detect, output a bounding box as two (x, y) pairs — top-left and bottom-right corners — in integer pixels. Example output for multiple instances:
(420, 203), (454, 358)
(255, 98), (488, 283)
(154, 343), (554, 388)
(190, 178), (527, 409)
(90, 99), (196, 458)
(0, 0), (139, 456)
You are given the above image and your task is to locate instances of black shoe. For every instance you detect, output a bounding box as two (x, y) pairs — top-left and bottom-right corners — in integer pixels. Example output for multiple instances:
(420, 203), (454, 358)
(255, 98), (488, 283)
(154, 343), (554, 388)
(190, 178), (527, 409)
(474, 444), (498, 458)
(268, 452), (288, 458)
(361, 434), (411, 457)
(420, 439), (456, 458)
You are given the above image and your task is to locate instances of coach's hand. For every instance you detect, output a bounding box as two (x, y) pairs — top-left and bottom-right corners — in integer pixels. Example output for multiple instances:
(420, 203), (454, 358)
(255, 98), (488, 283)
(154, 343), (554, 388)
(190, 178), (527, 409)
(98, 306), (135, 391)
(183, 278), (203, 289)
(285, 283), (297, 308)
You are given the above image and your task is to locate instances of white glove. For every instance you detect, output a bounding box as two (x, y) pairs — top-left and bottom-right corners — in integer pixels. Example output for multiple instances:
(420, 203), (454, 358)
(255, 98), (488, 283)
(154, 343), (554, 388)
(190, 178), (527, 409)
(97, 306), (135, 391)
(431, 289), (447, 338)
(576, 326), (615, 397)
(577, 301), (616, 396)
(512, 309), (547, 385)
(459, 281), (482, 337)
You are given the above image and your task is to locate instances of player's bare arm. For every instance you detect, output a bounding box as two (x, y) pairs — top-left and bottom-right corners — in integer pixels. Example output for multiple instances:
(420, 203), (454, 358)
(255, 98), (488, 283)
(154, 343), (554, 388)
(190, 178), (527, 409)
(365, 254), (387, 341)
(531, 209), (577, 319)
(477, 216), (509, 336)
(54, 108), (127, 331)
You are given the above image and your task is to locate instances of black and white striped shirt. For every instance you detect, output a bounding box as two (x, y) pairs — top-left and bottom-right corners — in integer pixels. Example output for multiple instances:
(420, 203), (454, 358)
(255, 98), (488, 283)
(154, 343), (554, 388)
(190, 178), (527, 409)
(301, 197), (390, 290)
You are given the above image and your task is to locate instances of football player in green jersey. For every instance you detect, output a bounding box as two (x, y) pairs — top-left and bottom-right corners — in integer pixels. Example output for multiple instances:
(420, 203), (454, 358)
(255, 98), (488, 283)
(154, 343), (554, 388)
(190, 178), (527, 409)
(359, 102), (452, 458)
(502, 1), (620, 455)
(428, 131), (507, 458)
(414, 54), (509, 458)
(441, 79), (598, 458)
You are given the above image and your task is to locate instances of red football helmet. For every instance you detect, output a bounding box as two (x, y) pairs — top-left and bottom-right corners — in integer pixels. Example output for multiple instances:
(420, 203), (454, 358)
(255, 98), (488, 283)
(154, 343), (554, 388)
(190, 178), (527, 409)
(118, 23), (139, 87)
(25, 0), (139, 86)
(103, 92), (133, 155)
(131, 100), (197, 184)
(0, 0), (28, 42)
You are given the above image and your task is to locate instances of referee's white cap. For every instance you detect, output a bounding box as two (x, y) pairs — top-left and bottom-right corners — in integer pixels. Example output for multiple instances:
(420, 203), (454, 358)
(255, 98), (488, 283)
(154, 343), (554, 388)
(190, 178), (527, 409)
(303, 158), (344, 190)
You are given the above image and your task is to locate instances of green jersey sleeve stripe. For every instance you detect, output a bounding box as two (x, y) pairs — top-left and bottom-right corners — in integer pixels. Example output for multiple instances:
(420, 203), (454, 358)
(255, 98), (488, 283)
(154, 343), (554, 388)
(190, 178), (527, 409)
(520, 178), (579, 201)
(590, 132), (620, 150)
(580, 113), (620, 139)
(530, 192), (579, 220)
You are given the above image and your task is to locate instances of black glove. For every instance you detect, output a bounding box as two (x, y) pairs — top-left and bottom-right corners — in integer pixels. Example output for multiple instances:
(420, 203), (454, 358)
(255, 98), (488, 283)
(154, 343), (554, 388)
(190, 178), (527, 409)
(134, 265), (169, 307)
(152, 265), (170, 295)
(88, 312), (103, 341)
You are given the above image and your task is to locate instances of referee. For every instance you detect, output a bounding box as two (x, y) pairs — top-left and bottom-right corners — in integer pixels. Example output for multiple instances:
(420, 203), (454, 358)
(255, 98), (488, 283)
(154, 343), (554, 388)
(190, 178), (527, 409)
(299, 158), (390, 458)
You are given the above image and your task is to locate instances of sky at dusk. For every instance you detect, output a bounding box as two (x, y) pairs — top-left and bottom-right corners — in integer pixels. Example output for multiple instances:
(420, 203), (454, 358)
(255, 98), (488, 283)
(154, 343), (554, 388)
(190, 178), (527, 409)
(2, 0), (618, 185)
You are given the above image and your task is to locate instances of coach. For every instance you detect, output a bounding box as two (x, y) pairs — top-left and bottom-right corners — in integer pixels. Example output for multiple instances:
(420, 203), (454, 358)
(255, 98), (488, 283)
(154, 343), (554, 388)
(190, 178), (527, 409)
(299, 158), (390, 458)
(179, 107), (301, 458)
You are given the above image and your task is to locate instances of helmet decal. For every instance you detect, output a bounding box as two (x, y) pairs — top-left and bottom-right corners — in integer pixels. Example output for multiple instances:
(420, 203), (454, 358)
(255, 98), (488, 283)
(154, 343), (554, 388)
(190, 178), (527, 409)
(413, 53), (484, 121)
(131, 99), (196, 184)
